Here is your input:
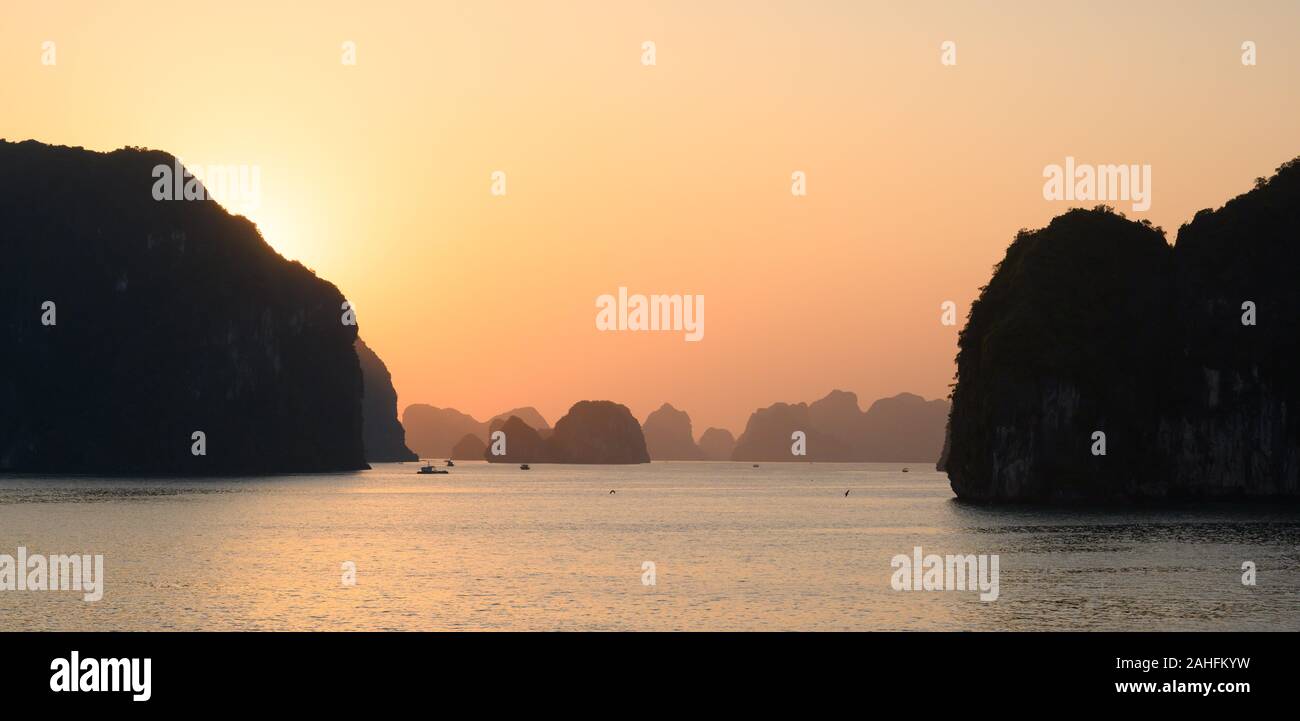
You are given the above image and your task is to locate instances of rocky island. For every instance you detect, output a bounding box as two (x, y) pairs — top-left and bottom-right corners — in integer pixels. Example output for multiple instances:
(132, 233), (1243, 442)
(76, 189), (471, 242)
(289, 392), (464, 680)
(483, 401), (649, 464)
(946, 158), (1300, 501)
(697, 427), (737, 461)
(402, 404), (549, 458)
(0, 140), (367, 474)
(731, 390), (949, 462)
(642, 403), (704, 460)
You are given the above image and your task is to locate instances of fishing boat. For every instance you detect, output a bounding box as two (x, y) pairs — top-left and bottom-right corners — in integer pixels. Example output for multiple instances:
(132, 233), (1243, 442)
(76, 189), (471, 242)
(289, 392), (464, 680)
(417, 460), (448, 475)
(520, 464), (530, 470)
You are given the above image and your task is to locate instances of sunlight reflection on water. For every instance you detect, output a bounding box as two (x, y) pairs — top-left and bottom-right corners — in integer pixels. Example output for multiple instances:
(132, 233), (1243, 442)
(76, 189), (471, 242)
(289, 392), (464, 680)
(0, 462), (1297, 630)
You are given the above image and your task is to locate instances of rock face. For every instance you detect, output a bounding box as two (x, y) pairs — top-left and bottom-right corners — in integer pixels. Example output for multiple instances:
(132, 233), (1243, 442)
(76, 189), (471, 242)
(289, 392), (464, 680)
(936, 423), (950, 472)
(947, 158), (1300, 501)
(450, 433), (486, 460)
(731, 391), (949, 462)
(697, 427), (737, 461)
(642, 403), (704, 460)
(0, 140), (367, 474)
(355, 338), (417, 462)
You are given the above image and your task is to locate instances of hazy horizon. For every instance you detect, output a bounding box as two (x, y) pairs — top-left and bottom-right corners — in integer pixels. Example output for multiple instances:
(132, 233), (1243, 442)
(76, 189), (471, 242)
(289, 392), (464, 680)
(400, 386), (945, 438)
(5, 0), (1298, 433)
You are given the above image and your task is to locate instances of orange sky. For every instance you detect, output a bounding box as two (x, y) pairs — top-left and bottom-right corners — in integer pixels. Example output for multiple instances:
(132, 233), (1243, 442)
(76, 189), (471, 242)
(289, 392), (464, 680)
(4, 1), (1298, 433)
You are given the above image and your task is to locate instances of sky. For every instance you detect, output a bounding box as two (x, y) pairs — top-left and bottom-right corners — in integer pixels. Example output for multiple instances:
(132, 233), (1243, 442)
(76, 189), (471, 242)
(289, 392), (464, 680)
(3, 0), (1298, 434)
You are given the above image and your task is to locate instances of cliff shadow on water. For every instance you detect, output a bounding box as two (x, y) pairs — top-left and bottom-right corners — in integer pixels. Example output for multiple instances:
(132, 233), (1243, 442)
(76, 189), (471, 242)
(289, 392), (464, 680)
(946, 157), (1300, 502)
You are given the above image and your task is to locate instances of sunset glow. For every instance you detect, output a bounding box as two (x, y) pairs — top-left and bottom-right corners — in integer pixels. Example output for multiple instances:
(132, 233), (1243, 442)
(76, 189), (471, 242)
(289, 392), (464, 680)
(4, 0), (1297, 432)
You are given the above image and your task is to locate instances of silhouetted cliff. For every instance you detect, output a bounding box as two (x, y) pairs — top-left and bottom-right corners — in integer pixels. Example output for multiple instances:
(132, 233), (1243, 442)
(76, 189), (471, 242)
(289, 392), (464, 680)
(947, 158), (1300, 501)
(697, 427), (737, 461)
(356, 338), (417, 462)
(731, 391), (949, 461)
(936, 423), (950, 472)
(0, 140), (366, 474)
(642, 403), (704, 460)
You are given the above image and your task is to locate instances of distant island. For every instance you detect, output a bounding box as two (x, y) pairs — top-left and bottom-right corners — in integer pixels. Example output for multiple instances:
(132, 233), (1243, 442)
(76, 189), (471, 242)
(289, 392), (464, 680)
(0, 140), (367, 474)
(483, 401), (650, 464)
(697, 427), (737, 461)
(403, 391), (948, 464)
(731, 391), (949, 462)
(405, 400), (652, 464)
(642, 403), (704, 460)
(946, 157), (1300, 502)
(403, 404), (550, 458)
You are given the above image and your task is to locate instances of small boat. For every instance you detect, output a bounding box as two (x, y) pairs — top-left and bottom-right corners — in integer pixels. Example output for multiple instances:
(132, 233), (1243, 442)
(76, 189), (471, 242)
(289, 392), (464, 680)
(902, 467), (910, 473)
(752, 464), (759, 468)
(520, 464), (530, 470)
(417, 461), (448, 475)
(445, 460), (455, 467)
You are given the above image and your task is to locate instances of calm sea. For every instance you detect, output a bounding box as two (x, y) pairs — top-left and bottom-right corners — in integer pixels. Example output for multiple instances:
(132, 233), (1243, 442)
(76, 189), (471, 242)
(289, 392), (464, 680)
(1, 462), (1297, 631)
